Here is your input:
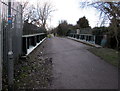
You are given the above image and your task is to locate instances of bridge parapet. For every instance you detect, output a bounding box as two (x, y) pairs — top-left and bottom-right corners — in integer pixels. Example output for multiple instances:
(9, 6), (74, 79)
(68, 33), (103, 46)
(22, 33), (47, 56)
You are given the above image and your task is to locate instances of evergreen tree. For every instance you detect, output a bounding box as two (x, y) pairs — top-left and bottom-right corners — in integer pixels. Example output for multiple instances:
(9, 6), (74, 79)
(77, 16), (90, 28)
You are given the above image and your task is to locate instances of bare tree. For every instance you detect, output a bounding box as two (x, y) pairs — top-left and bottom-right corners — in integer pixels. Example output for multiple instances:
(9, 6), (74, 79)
(36, 1), (55, 29)
(80, 1), (120, 49)
(21, 1), (55, 29)
(21, 1), (29, 12)
(20, 1), (38, 24)
(24, 5), (37, 23)
(20, 1), (29, 18)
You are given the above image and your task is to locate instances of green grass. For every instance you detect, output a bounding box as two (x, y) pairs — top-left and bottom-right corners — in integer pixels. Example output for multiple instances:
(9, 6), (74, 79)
(88, 47), (119, 67)
(47, 34), (52, 38)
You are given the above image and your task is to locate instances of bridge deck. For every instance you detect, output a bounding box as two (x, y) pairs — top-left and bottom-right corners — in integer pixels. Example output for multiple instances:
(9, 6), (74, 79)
(42, 37), (118, 89)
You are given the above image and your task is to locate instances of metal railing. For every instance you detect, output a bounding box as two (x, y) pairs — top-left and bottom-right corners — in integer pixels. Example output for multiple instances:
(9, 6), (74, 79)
(22, 33), (47, 56)
(68, 33), (103, 45)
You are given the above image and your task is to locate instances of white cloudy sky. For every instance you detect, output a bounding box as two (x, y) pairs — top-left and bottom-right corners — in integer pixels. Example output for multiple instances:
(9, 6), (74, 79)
(27, 0), (106, 28)
(50, 0), (100, 28)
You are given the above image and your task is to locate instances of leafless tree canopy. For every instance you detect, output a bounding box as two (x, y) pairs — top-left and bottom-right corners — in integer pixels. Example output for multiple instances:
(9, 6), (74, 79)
(80, 1), (120, 49)
(80, 1), (120, 20)
(24, 5), (37, 23)
(22, 1), (29, 11)
(23, 1), (55, 29)
(36, 1), (55, 28)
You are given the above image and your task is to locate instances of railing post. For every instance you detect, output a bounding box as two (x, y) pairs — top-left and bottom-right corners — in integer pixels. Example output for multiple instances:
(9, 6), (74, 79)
(22, 37), (27, 55)
(71, 34), (73, 37)
(79, 35), (80, 39)
(88, 36), (90, 41)
(27, 37), (29, 49)
(88, 36), (90, 42)
(36, 35), (38, 43)
(84, 35), (86, 41)
(93, 35), (96, 44)
(34, 36), (37, 46)
(39, 35), (41, 41)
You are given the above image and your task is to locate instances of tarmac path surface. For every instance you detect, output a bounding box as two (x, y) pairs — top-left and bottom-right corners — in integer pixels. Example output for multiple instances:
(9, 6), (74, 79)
(42, 37), (118, 89)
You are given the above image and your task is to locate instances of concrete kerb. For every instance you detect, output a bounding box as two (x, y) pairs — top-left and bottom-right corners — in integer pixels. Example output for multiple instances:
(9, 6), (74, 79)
(67, 37), (102, 48)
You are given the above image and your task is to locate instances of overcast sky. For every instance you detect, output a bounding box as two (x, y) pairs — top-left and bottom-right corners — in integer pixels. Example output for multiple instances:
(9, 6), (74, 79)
(49, 0), (100, 28)
(28, 0), (105, 28)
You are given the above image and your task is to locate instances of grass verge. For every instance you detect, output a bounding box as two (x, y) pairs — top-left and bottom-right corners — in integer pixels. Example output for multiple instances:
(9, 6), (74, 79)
(88, 47), (119, 67)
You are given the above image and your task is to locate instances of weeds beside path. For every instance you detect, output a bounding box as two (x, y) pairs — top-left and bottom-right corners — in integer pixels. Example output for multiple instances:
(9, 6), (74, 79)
(88, 47), (119, 67)
(14, 40), (53, 90)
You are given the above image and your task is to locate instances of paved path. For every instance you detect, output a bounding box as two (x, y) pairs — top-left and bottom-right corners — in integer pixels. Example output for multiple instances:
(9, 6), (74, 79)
(43, 37), (118, 89)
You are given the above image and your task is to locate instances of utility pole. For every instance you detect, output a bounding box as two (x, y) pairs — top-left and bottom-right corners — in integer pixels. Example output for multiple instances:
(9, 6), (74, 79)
(8, 0), (14, 90)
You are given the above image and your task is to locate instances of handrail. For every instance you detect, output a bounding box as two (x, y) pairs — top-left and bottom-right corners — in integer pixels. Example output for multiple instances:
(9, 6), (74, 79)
(68, 33), (103, 45)
(22, 33), (45, 37)
(22, 33), (47, 56)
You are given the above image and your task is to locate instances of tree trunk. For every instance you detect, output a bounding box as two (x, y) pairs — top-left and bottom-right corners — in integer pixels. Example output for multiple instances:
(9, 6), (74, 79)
(113, 18), (119, 50)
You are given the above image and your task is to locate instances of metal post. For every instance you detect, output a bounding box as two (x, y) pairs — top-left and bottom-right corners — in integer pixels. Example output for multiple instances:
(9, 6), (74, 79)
(8, 0), (14, 90)
(0, 1), (2, 90)
(93, 35), (96, 44)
